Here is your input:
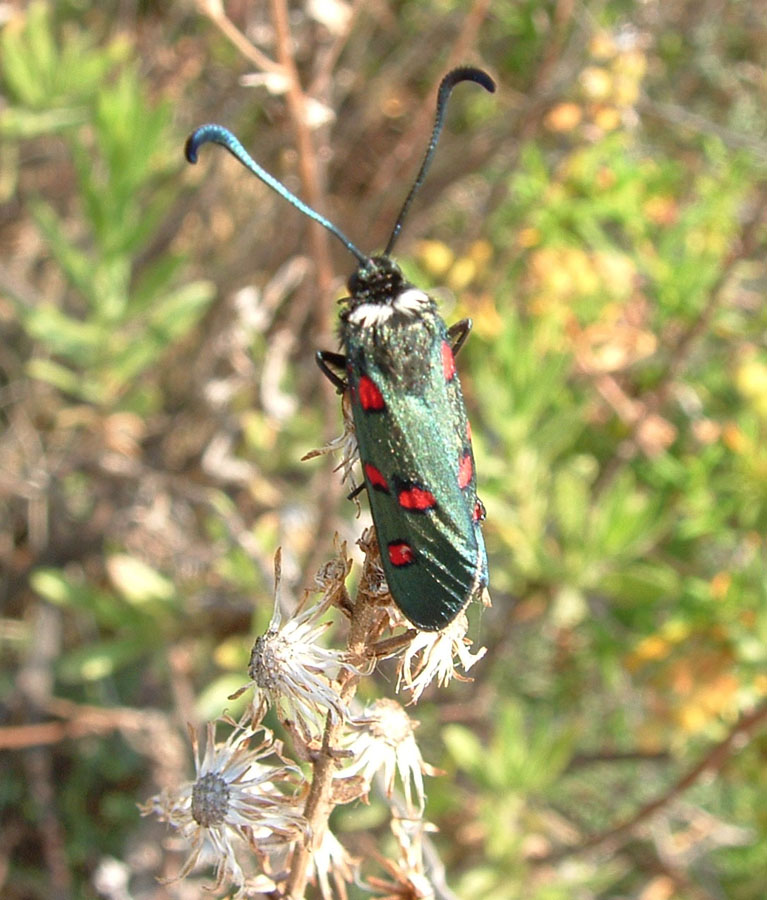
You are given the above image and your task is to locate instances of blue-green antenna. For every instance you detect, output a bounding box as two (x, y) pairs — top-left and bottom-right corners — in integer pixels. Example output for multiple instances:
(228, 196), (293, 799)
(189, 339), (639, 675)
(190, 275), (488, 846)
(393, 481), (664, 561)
(185, 66), (495, 267)
(185, 124), (370, 267)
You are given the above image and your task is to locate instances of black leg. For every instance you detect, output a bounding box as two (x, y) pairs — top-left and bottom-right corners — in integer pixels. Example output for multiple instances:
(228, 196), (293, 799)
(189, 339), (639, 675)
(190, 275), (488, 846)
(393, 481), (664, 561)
(316, 350), (347, 392)
(447, 318), (473, 357)
(347, 482), (366, 501)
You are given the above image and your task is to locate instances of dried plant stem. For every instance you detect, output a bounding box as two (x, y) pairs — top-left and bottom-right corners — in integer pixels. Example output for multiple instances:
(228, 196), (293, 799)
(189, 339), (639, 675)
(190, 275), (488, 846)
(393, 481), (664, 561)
(197, 0), (285, 75)
(536, 699), (767, 863)
(285, 572), (384, 898)
(285, 714), (347, 898)
(366, 0), (492, 234)
(269, 0), (335, 335)
(592, 187), (767, 497)
(264, 0), (351, 591)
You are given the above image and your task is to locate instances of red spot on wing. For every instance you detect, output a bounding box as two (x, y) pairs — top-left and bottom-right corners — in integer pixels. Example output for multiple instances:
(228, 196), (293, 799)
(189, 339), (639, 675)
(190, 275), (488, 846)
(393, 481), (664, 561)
(388, 541), (415, 567)
(364, 462), (389, 492)
(441, 341), (456, 381)
(398, 485), (437, 511)
(358, 375), (385, 411)
(473, 499), (486, 522)
(458, 452), (473, 489)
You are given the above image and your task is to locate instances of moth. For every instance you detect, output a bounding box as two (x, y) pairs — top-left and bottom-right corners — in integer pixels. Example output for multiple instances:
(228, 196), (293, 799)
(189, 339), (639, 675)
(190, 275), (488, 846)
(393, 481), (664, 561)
(186, 67), (493, 630)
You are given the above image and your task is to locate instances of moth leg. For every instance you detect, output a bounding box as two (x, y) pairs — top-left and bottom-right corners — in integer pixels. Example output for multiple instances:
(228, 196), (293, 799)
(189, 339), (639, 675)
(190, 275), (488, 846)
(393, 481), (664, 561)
(347, 482), (366, 502)
(447, 318), (473, 357)
(316, 350), (347, 393)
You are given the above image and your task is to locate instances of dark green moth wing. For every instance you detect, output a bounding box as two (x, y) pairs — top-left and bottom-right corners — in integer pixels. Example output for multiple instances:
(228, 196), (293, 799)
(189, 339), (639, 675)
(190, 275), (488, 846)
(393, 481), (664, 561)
(344, 305), (488, 631)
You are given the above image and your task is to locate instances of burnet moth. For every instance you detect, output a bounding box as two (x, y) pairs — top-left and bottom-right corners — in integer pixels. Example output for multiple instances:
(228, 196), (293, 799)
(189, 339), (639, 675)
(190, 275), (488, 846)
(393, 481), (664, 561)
(185, 67), (493, 631)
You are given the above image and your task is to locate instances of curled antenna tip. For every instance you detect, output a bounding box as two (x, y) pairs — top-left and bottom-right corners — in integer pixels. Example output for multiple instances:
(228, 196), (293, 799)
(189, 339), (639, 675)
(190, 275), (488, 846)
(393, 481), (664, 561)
(184, 133), (199, 164)
(185, 124), (229, 164)
(443, 66), (496, 95)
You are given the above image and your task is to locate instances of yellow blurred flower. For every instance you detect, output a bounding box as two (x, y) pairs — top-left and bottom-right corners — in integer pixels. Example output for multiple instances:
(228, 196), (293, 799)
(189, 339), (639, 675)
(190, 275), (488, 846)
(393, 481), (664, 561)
(736, 356), (767, 417)
(468, 239), (493, 267)
(644, 195), (678, 226)
(589, 31), (617, 60)
(447, 256), (477, 291)
(722, 422), (748, 453)
(593, 105), (621, 131)
(517, 226), (540, 248)
(580, 66), (613, 101)
(468, 292), (503, 339)
(544, 102), (582, 132)
(593, 251), (637, 299)
(626, 633), (672, 671)
(710, 571), (732, 600)
(416, 239), (454, 277)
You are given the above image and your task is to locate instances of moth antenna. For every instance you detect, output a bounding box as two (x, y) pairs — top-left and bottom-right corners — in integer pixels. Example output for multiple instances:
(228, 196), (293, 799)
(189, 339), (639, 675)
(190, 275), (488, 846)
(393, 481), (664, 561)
(185, 124), (370, 267)
(383, 66), (496, 258)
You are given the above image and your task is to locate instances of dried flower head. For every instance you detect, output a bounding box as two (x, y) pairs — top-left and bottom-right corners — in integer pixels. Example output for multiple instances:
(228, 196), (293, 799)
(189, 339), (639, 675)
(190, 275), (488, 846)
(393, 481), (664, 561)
(301, 389), (360, 499)
(141, 717), (307, 897)
(367, 814), (437, 899)
(336, 699), (436, 813)
(248, 549), (355, 741)
(312, 535), (353, 612)
(310, 827), (358, 900)
(396, 612), (486, 703)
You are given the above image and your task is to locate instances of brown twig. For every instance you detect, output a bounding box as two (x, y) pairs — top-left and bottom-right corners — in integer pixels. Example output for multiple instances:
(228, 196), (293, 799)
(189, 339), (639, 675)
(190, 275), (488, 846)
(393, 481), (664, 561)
(197, 0), (285, 75)
(567, 748), (671, 769)
(269, 0), (336, 335)
(592, 185), (767, 495)
(307, 0), (364, 100)
(365, 0), (493, 240)
(16, 605), (71, 899)
(284, 552), (387, 899)
(534, 699), (767, 863)
(261, 0), (352, 594)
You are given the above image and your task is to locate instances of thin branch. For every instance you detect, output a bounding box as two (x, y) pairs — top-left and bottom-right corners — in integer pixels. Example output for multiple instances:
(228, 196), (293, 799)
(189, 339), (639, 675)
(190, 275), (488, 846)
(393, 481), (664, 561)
(17, 605), (72, 897)
(592, 184), (767, 494)
(196, 0), (285, 75)
(308, 0), (364, 99)
(269, 0), (335, 332)
(534, 699), (767, 863)
(365, 0), (493, 233)
(567, 749), (671, 769)
(638, 95), (767, 162)
(263, 0), (350, 593)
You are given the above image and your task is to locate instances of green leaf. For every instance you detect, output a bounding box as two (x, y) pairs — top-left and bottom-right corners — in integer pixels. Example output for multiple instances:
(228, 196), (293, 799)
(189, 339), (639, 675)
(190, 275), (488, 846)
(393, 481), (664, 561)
(0, 105), (87, 139)
(26, 358), (80, 394)
(30, 568), (80, 606)
(31, 201), (95, 299)
(442, 723), (485, 775)
(58, 638), (152, 683)
(105, 554), (174, 605)
(21, 303), (104, 360)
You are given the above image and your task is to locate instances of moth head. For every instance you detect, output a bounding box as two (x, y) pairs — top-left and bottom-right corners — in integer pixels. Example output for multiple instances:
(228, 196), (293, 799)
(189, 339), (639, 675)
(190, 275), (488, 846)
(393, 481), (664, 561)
(347, 256), (407, 305)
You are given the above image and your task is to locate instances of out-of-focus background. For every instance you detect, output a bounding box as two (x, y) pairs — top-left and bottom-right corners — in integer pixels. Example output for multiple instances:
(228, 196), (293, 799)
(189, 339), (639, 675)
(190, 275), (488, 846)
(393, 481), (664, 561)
(2, 1), (767, 898)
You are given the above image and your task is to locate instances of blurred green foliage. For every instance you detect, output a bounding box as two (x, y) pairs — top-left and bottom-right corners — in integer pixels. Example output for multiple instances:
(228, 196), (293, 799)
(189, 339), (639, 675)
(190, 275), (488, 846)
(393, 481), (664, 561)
(2, 1), (766, 899)
(2, 1), (214, 407)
